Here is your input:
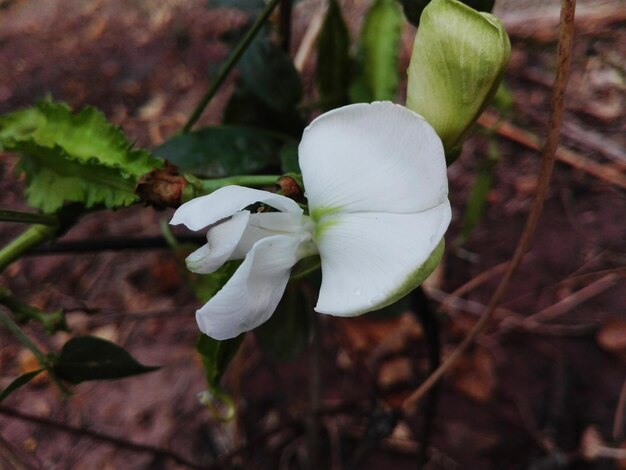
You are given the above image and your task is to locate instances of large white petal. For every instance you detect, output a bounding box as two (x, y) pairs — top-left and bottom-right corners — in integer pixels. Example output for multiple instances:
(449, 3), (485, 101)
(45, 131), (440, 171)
(314, 201), (451, 316)
(195, 234), (306, 340)
(170, 185), (303, 231)
(186, 211), (250, 274)
(299, 102), (448, 216)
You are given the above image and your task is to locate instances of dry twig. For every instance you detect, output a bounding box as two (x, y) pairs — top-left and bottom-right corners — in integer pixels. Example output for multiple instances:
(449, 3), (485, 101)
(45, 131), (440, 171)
(402, 0), (578, 416)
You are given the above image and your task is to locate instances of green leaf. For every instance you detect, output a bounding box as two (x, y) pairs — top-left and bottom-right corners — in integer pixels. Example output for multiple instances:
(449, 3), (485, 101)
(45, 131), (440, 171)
(458, 139), (500, 242)
(279, 141), (300, 174)
(196, 333), (244, 387)
(397, 0), (495, 26)
(223, 88), (305, 137)
(256, 283), (309, 361)
(316, 0), (351, 111)
(0, 100), (162, 213)
(154, 126), (285, 178)
(0, 288), (68, 335)
(239, 33), (303, 112)
(52, 336), (159, 384)
(351, 0), (403, 102)
(0, 369), (44, 402)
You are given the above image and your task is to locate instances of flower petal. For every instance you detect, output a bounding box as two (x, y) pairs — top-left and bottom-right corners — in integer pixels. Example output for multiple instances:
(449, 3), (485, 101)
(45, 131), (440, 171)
(170, 185), (303, 231)
(314, 201), (451, 316)
(299, 102), (448, 216)
(231, 212), (312, 259)
(195, 234), (306, 340)
(186, 211), (250, 274)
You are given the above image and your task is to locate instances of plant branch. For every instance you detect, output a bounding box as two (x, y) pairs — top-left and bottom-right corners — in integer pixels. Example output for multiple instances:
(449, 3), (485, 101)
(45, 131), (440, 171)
(181, 0), (281, 133)
(0, 406), (204, 470)
(0, 209), (58, 226)
(402, 0), (577, 416)
(184, 174), (281, 200)
(0, 224), (57, 272)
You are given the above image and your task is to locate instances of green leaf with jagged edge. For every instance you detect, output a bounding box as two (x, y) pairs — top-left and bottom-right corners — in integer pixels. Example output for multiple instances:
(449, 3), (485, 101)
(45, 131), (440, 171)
(350, 0), (403, 103)
(53, 336), (159, 384)
(0, 100), (162, 213)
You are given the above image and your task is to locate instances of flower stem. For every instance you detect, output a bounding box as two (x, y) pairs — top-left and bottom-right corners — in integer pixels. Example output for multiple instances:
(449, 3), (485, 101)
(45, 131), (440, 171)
(181, 0), (282, 133)
(0, 224), (57, 272)
(182, 174), (281, 201)
(0, 209), (58, 226)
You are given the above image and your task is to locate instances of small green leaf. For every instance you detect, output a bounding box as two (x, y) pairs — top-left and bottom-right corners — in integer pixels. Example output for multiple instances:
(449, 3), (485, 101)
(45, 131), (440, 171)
(154, 126), (285, 178)
(196, 333), (244, 387)
(316, 0), (351, 110)
(0, 289), (68, 335)
(239, 33), (303, 112)
(53, 336), (159, 384)
(256, 283), (309, 361)
(458, 139), (500, 242)
(0, 369), (44, 402)
(351, 0), (403, 102)
(0, 100), (162, 213)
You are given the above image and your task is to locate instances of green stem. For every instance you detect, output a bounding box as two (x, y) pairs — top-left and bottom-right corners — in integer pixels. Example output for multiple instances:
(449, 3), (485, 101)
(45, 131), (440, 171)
(0, 209), (58, 226)
(182, 0), (282, 133)
(182, 174), (281, 202)
(0, 224), (57, 272)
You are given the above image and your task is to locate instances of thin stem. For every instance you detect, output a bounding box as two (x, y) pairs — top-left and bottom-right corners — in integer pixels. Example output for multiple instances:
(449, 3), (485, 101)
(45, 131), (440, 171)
(0, 406), (204, 470)
(181, 0), (281, 133)
(184, 174), (281, 201)
(402, 0), (577, 416)
(307, 305), (321, 469)
(0, 224), (57, 272)
(0, 310), (69, 395)
(0, 209), (58, 226)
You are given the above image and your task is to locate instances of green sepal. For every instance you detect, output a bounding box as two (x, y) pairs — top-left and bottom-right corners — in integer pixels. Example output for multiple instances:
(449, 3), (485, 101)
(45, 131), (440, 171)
(0, 100), (162, 213)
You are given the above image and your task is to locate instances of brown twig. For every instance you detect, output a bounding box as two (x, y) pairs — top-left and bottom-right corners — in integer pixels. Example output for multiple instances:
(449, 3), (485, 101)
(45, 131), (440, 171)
(0, 406), (204, 469)
(613, 376), (626, 441)
(523, 273), (621, 325)
(402, 0), (578, 416)
(478, 112), (626, 190)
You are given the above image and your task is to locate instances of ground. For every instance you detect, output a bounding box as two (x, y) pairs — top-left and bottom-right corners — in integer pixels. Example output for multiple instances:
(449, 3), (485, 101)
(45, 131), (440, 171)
(0, 0), (625, 469)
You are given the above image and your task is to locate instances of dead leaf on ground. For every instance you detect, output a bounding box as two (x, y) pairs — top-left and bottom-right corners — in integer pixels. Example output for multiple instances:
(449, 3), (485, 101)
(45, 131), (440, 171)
(449, 345), (497, 402)
(596, 319), (626, 363)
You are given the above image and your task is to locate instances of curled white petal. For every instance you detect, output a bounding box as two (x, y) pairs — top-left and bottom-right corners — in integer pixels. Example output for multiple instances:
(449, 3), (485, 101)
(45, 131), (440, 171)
(170, 185), (303, 231)
(299, 101), (448, 216)
(314, 201), (451, 316)
(186, 211), (250, 274)
(195, 234), (307, 340)
(232, 212), (313, 259)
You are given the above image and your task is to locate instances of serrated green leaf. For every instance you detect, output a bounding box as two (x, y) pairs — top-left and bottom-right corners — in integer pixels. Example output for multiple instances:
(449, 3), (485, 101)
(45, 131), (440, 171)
(0, 100), (162, 213)
(0, 369), (44, 402)
(153, 126), (287, 178)
(316, 0), (351, 111)
(53, 336), (159, 384)
(351, 0), (403, 102)
(256, 283), (309, 361)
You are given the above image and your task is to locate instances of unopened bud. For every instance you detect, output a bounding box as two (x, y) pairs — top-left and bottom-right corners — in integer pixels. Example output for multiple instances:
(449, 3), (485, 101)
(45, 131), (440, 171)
(406, 0), (510, 158)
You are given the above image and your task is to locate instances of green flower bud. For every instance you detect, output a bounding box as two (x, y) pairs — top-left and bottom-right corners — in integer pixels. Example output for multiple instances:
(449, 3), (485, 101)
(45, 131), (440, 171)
(406, 0), (510, 157)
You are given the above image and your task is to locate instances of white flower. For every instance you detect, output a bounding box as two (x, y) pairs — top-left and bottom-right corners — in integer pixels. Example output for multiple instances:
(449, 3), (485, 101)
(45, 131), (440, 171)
(171, 102), (451, 340)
